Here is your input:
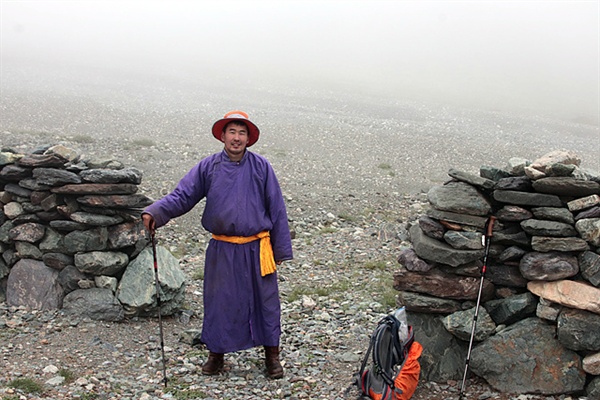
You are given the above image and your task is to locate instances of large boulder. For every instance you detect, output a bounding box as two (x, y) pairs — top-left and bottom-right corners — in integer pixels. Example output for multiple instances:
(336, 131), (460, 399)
(393, 265), (494, 301)
(409, 312), (467, 382)
(483, 292), (538, 325)
(62, 288), (124, 321)
(116, 245), (186, 316)
(527, 280), (600, 315)
(579, 251), (600, 287)
(427, 181), (492, 216)
(557, 308), (600, 352)
(575, 218), (600, 247)
(531, 177), (600, 197)
(519, 252), (579, 281)
(588, 377), (600, 399)
(441, 306), (496, 342)
(470, 317), (585, 394)
(6, 259), (64, 310)
(74, 251), (129, 276)
(409, 224), (483, 267)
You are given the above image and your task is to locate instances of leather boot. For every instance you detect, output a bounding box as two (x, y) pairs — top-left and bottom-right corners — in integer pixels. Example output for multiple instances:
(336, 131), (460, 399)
(264, 346), (284, 379)
(202, 352), (224, 375)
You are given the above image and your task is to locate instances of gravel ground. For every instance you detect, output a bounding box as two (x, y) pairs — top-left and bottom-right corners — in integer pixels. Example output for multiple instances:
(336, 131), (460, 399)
(1, 67), (598, 399)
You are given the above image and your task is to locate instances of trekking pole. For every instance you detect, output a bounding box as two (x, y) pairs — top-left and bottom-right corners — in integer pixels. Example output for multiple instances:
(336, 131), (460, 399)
(458, 215), (496, 399)
(151, 232), (168, 387)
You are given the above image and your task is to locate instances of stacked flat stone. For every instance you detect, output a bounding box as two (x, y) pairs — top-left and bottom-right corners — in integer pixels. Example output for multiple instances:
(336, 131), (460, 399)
(0, 144), (185, 320)
(396, 150), (600, 396)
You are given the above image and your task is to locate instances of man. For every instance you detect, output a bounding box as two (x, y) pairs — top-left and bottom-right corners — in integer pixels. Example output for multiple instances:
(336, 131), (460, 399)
(142, 110), (293, 379)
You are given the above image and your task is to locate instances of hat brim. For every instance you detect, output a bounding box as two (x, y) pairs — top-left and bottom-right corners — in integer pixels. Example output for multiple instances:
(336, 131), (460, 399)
(212, 118), (260, 147)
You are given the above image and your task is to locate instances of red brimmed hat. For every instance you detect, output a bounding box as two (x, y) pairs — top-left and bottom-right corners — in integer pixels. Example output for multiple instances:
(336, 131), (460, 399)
(212, 110), (260, 147)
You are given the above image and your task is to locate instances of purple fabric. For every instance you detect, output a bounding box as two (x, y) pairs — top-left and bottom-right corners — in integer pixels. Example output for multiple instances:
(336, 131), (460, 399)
(144, 150), (293, 353)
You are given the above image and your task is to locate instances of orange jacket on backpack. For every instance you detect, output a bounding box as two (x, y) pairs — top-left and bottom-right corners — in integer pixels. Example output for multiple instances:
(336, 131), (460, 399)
(367, 341), (423, 400)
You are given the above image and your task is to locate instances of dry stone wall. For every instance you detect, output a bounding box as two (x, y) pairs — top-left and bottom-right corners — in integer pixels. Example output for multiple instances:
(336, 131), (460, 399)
(0, 144), (185, 320)
(397, 150), (600, 397)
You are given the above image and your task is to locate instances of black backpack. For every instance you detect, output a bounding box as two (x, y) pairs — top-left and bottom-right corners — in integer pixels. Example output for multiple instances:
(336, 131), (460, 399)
(356, 314), (416, 400)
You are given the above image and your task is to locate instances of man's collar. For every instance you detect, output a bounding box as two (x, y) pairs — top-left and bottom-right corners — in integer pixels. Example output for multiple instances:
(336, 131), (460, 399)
(221, 149), (248, 163)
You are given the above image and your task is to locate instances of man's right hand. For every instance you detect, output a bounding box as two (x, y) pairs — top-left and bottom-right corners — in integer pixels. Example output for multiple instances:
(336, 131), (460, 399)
(142, 213), (156, 235)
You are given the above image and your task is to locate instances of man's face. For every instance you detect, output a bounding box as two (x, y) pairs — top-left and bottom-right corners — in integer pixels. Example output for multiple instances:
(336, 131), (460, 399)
(221, 122), (249, 159)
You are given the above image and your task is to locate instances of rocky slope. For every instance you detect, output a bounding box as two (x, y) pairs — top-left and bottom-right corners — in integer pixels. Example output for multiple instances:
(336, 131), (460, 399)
(1, 75), (598, 399)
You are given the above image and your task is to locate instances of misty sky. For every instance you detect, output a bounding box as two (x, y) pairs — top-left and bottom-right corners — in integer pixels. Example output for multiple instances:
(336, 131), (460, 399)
(1, 0), (599, 122)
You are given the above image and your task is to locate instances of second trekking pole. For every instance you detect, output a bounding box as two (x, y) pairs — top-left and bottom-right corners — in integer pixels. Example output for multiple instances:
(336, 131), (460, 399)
(151, 232), (168, 387)
(458, 215), (496, 399)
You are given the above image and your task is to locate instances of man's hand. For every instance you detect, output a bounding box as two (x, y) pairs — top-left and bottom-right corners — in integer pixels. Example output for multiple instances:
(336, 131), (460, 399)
(142, 213), (156, 235)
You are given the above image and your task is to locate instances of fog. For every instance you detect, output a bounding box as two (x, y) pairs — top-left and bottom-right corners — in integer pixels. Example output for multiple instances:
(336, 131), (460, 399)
(1, 0), (599, 123)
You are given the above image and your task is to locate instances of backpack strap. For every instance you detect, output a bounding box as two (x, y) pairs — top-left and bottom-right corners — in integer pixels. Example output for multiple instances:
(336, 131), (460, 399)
(373, 317), (417, 394)
(372, 316), (401, 389)
(357, 327), (377, 380)
(352, 324), (378, 397)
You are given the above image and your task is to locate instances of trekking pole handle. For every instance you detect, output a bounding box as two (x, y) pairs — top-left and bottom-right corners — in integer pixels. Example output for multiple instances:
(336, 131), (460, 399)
(485, 216), (496, 238)
(151, 231), (158, 270)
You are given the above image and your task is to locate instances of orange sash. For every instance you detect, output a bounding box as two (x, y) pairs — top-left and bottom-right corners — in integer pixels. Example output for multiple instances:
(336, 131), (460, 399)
(211, 231), (276, 277)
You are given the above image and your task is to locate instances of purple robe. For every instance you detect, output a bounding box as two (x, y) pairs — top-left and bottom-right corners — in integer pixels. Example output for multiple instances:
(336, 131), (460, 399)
(144, 150), (293, 353)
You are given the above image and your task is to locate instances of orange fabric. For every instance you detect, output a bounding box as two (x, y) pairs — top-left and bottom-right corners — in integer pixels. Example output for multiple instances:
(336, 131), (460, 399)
(394, 341), (423, 399)
(211, 231), (276, 277)
(369, 391), (383, 400)
(224, 110), (249, 119)
(367, 341), (423, 400)
(369, 389), (384, 400)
